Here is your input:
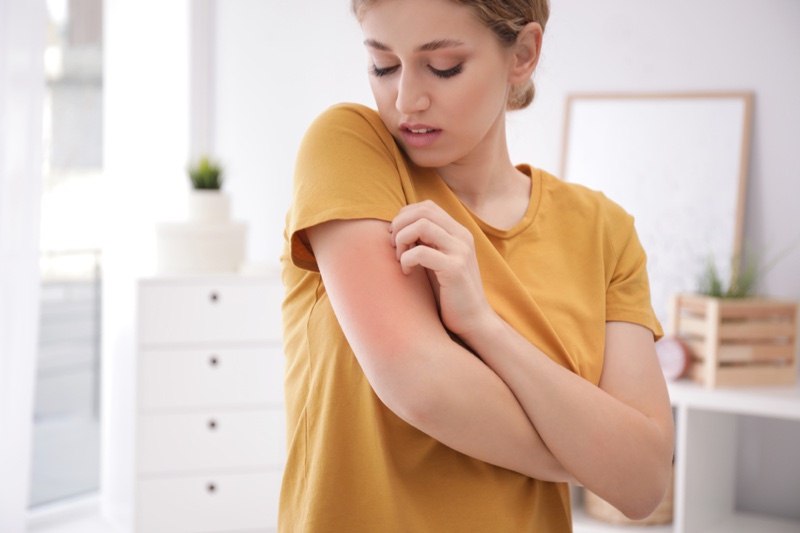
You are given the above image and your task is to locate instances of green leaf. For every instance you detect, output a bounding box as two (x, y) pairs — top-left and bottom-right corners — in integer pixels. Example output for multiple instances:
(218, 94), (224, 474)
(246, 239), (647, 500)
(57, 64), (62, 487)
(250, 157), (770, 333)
(187, 155), (224, 190)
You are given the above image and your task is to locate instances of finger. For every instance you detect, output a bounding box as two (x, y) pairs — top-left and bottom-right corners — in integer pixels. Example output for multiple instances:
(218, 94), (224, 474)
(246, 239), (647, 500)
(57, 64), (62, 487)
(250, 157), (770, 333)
(393, 218), (456, 260)
(393, 201), (449, 233)
(399, 244), (450, 275)
(393, 201), (467, 240)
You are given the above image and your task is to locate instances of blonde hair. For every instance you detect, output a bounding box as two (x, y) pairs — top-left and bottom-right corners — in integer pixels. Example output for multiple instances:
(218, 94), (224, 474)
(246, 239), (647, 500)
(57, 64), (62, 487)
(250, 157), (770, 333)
(351, 0), (549, 110)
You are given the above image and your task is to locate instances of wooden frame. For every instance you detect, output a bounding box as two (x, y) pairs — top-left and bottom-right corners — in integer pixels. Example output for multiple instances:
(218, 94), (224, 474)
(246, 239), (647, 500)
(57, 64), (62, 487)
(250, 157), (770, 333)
(560, 92), (753, 323)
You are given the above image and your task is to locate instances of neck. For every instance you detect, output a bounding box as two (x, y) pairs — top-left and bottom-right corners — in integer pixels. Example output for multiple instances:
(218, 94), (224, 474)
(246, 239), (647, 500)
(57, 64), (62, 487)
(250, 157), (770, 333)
(420, 109), (532, 230)
(438, 155), (516, 211)
(435, 113), (521, 214)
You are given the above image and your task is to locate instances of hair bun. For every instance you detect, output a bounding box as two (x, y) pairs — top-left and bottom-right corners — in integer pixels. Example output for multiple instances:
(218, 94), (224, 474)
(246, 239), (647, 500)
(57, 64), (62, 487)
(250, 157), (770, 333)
(508, 79), (535, 111)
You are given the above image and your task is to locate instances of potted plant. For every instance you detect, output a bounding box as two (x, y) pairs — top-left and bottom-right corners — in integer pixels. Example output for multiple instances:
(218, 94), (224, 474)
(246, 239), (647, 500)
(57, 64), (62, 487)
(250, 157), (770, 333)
(155, 155), (247, 275)
(188, 155), (224, 190)
(667, 251), (797, 387)
(186, 156), (229, 224)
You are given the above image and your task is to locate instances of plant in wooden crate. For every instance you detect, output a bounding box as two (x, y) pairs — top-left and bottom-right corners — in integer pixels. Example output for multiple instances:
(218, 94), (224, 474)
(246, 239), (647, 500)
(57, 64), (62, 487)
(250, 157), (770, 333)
(667, 251), (798, 388)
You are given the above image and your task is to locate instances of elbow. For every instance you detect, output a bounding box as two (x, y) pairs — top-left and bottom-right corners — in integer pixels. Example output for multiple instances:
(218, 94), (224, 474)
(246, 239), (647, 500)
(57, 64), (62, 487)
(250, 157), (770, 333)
(619, 498), (663, 522)
(620, 421), (675, 519)
(616, 464), (673, 521)
(619, 493), (668, 522)
(378, 387), (442, 436)
(382, 376), (439, 429)
(360, 346), (440, 429)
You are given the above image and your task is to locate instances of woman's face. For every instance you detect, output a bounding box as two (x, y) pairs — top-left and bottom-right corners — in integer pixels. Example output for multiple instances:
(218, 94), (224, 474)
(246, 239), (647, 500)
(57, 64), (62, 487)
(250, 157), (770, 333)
(360, 0), (515, 170)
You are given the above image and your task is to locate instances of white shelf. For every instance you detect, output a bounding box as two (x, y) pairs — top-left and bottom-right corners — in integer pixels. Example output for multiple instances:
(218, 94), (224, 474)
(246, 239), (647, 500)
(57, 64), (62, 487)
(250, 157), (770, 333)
(695, 511), (800, 533)
(573, 379), (800, 533)
(139, 270), (280, 285)
(572, 493), (800, 533)
(667, 379), (800, 421)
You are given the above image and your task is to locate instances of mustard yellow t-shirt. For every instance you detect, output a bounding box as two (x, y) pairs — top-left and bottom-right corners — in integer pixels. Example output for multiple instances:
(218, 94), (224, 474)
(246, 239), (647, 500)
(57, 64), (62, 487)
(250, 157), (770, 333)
(280, 103), (662, 532)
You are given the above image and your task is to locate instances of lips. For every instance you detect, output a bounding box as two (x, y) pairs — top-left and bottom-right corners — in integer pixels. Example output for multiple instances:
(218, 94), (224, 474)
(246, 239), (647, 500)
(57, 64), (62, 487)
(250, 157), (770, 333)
(399, 123), (442, 148)
(406, 127), (436, 134)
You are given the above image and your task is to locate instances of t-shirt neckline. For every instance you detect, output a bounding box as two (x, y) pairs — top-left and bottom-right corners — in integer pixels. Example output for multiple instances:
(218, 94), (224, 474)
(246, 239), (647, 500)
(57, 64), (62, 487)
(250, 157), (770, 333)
(455, 164), (541, 240)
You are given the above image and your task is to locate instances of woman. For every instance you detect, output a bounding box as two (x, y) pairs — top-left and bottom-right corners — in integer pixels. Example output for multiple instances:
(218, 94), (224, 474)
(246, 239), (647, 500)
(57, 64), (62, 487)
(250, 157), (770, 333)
(280, 0), (674, 530)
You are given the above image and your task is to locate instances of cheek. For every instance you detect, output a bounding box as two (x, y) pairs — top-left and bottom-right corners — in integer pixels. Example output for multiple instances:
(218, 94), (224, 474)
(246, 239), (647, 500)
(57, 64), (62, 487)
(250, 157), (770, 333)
(451, 75), (508, 123)
(475, 67), (509, 100)
(449, 61), (509, 106)
(369, 79), (397, 111)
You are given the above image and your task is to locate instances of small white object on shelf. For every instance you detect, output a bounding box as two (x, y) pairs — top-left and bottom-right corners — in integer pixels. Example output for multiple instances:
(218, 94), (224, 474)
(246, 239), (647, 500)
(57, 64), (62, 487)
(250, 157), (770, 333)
(656, 336), (692, 381)
(156, 190), (247, 275)
(187, 189), (231, 223)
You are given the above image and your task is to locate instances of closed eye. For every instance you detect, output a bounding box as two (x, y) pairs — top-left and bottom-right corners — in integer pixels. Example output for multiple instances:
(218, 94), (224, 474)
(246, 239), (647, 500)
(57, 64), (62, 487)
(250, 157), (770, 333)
(430, 63), (463, 79)
(370, 64), (399, 77)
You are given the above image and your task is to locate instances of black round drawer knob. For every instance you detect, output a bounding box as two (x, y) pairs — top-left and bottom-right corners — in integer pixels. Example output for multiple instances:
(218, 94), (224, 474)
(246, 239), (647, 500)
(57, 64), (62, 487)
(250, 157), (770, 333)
(207, 482), (216, 493)
(209, 355), (219, 366)
(208, 419), (217, 430)
(209, 291), (219, 303)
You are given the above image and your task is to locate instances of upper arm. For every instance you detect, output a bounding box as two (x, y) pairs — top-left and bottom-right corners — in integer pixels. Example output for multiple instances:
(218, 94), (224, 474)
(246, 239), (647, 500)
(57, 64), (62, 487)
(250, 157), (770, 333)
(305, 217), (451, 419)
(600, 322), (674, 452)
(600, 200), (671, 441)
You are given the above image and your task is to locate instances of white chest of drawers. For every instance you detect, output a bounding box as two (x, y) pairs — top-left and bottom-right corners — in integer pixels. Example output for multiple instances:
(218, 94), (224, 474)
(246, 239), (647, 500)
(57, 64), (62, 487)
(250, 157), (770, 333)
(135, 274), (285, 533)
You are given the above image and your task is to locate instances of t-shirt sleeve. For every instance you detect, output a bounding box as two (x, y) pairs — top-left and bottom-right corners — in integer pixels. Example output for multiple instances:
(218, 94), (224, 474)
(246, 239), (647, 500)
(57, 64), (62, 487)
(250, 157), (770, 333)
(286, 104), (407, 272)
(605, 204), (664, 341)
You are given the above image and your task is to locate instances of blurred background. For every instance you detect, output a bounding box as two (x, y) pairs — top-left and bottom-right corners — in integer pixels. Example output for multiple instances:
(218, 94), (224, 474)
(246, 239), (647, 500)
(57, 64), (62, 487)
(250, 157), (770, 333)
(1, 1), (799, 532)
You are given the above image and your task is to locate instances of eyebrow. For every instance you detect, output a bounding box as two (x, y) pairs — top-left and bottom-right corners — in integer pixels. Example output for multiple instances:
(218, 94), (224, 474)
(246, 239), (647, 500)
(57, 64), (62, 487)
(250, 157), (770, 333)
(364, 38), (466, 53)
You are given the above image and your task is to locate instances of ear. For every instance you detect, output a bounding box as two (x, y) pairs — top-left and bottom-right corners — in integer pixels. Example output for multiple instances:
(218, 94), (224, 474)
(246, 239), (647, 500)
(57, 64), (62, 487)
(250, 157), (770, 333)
(508, 22), (542, 84)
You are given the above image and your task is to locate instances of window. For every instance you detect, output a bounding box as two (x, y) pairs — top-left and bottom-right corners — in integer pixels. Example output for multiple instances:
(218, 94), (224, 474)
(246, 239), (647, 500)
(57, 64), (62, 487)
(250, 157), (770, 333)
(31, 0), (104, 508)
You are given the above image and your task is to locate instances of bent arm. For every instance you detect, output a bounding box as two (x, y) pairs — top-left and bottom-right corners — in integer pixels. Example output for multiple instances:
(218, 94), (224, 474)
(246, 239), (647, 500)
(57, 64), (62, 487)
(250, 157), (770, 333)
(462, 317), (674, 519)
(306, 217), (573, 482)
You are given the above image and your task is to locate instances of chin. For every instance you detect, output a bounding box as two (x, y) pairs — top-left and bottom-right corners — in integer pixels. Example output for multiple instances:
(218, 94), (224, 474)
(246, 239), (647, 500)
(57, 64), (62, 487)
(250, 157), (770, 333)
(398, 144), (453, 170)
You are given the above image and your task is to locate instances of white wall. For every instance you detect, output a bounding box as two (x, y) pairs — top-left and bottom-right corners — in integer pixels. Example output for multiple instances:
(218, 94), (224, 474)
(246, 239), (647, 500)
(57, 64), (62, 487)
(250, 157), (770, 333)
(216, 0), (800, 298)
(102, 1), (192, 527)
(0, 1), (44, 531)
(211, 0), (800, 519)
(214, 0), (373, 267)
(521, 0), (800, 301)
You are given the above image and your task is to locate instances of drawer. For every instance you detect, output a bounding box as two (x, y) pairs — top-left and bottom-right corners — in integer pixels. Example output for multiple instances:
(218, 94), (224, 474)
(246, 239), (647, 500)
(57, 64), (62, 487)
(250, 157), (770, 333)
(139, 346), (284, 409)
(138, 280), (283, 344)
(136, 470), (281, 533)
(138, 409), (286, 474)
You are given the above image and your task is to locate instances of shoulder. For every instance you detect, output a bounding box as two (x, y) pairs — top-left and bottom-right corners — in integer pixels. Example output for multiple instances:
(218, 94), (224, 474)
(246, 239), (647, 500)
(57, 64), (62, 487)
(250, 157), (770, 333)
(312, 102), (379, 124)
(297, 103), (400, 166)
(536, 169), (636, 260)
(306, 103), (392, 143)
(539, 169), (633, 228)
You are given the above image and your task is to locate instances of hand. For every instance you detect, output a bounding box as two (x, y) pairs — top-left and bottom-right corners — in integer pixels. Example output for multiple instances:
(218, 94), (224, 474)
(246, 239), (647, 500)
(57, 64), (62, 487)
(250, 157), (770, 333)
(390, 200), (492, 337)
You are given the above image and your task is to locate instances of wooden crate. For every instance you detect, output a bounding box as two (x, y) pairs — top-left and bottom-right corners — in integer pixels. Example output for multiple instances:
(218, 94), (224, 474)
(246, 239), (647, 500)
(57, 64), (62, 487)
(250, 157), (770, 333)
(667, 293), (798, 387)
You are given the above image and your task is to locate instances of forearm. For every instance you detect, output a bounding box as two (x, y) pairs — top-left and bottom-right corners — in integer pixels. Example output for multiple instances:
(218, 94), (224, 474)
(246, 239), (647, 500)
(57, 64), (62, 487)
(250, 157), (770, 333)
(462, 315), (673, 518)
(378, 331), (574, 483)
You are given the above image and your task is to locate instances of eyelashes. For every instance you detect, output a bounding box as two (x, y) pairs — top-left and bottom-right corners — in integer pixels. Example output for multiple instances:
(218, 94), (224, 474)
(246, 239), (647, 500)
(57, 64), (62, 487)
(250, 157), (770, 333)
(370, 65), (399, 77)
(431, 64), (463, 79)
(369, 63), (464, 79)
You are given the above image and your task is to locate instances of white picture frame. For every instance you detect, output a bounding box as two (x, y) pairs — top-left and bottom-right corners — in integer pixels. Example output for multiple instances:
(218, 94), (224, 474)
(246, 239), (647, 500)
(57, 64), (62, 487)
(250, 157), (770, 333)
(560, 92), (753, 323)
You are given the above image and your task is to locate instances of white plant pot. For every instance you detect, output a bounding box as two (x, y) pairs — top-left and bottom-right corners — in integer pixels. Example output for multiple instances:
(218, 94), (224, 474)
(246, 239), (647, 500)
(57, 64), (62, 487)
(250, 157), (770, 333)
(155, 189), (248, 275)
(156, 221), (247, 275)
(188, 190), (230, 223)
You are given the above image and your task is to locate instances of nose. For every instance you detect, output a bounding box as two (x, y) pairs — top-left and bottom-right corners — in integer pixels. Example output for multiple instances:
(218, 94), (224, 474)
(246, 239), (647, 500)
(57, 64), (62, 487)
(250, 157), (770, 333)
(396, 70), (430, 114)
